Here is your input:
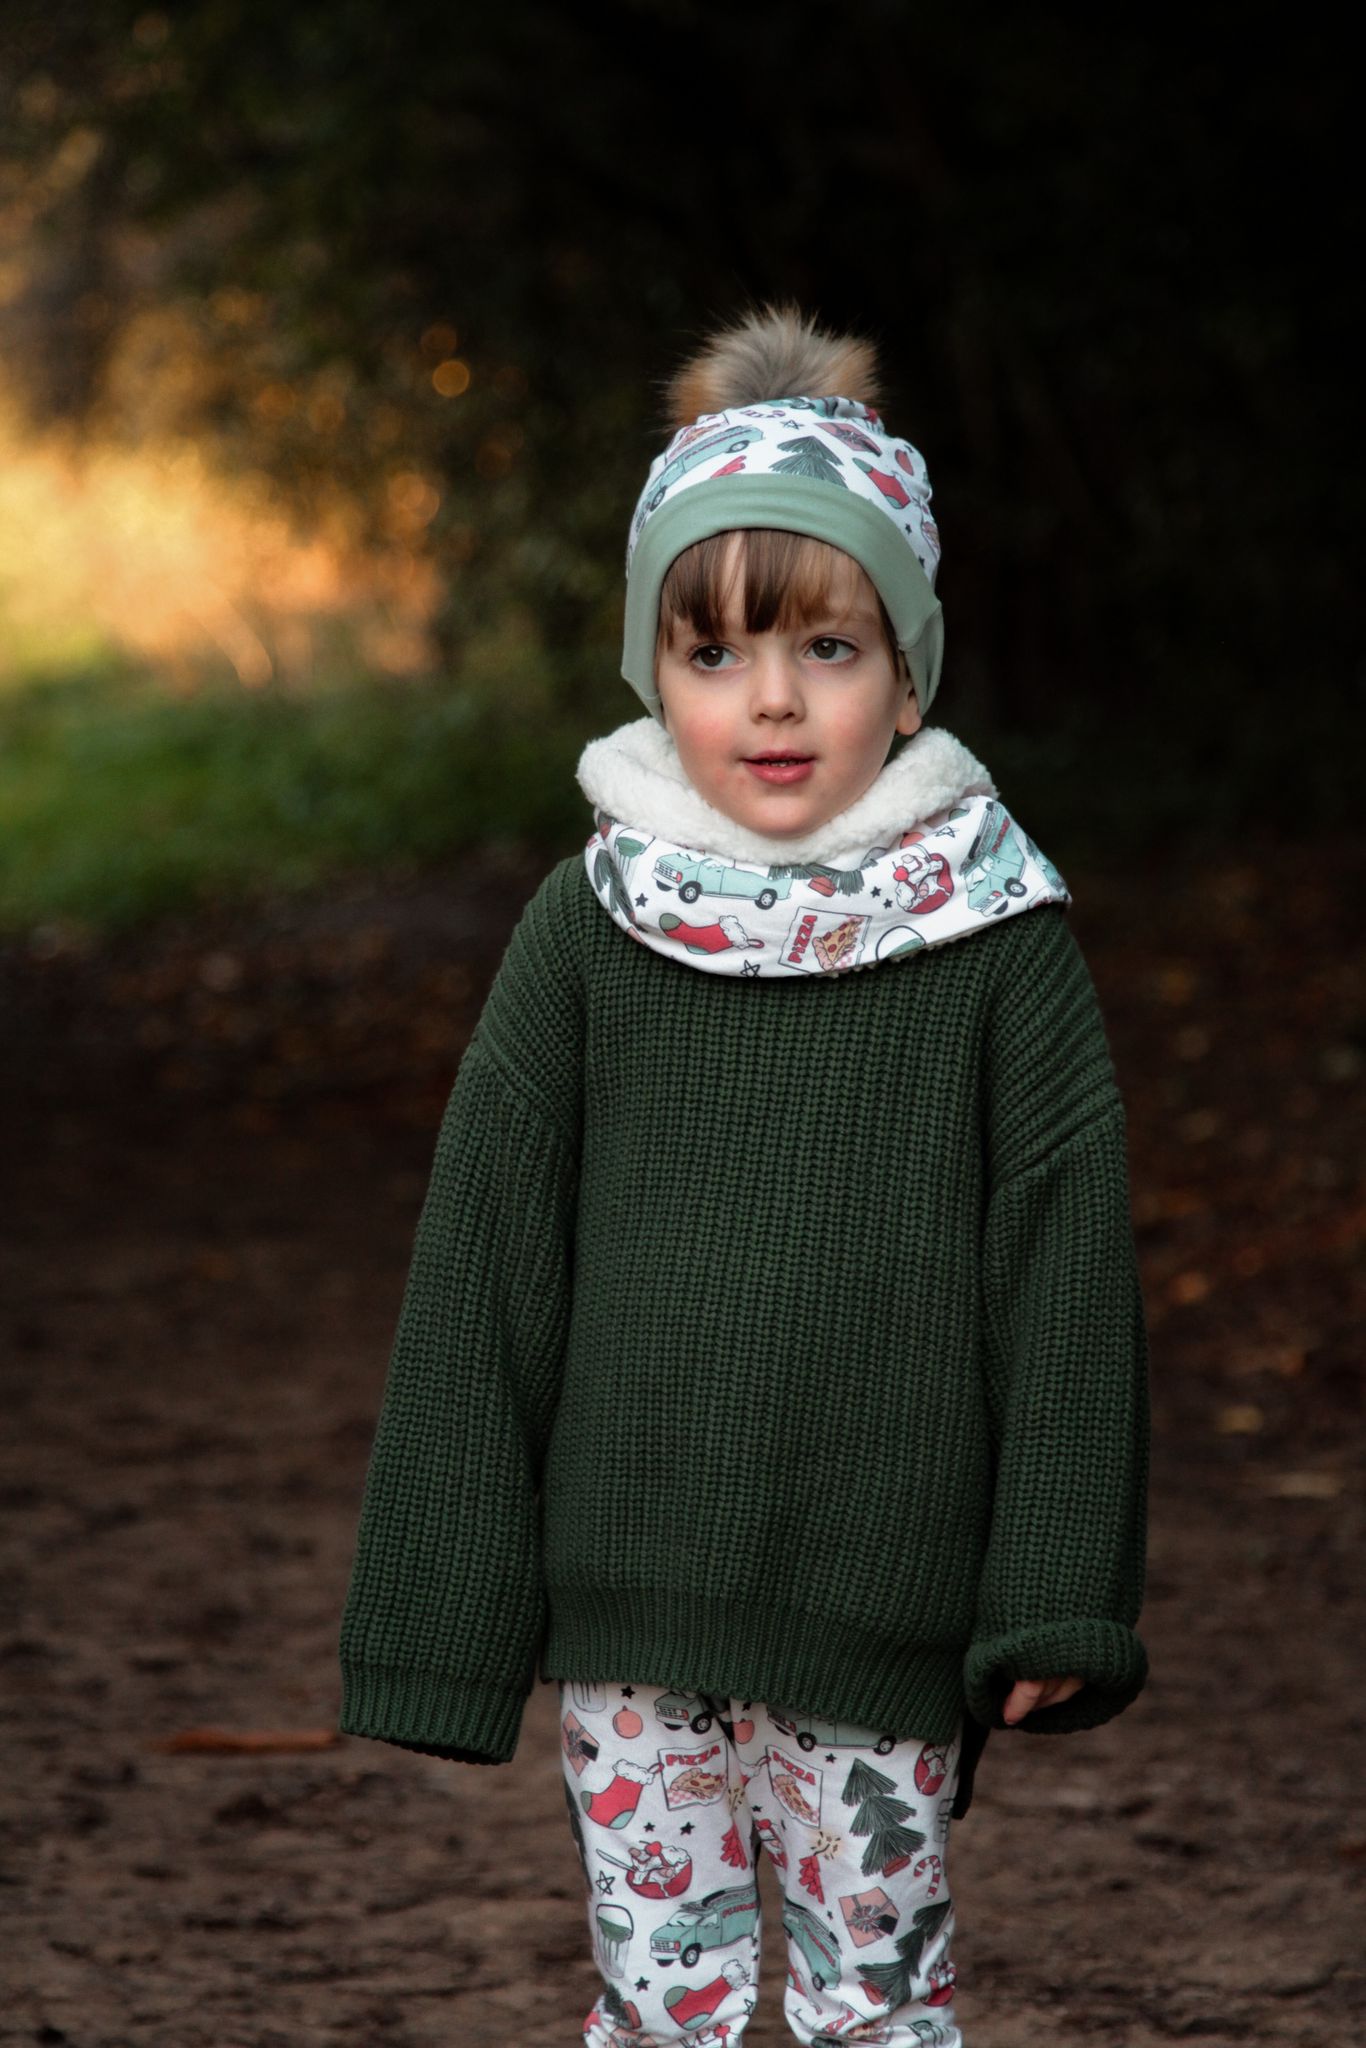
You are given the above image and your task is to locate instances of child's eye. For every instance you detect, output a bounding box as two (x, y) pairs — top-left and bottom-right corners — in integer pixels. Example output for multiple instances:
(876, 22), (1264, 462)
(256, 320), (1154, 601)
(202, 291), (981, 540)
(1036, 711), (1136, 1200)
(689, 644), (737, 671)
(808, 636), (857, 663)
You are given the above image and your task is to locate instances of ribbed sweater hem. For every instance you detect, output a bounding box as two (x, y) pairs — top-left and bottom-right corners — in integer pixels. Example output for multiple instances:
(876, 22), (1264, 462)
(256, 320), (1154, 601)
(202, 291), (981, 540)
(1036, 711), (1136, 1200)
(339, 1660), (528, 1764)
(539, 1587), (966, 1746)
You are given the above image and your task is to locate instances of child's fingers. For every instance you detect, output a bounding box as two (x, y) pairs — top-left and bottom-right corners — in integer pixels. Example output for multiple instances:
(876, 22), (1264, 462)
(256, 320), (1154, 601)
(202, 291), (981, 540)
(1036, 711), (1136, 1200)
(1001, 1673), (1085, 1723)
(1001, 1678), (1047, 1724)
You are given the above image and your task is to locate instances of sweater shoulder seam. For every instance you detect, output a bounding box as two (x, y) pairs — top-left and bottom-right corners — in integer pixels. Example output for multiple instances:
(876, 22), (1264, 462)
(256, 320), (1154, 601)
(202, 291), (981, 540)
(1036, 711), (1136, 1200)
(991, 1095), (1126, 1194)
(465, 1024), (580, 1153)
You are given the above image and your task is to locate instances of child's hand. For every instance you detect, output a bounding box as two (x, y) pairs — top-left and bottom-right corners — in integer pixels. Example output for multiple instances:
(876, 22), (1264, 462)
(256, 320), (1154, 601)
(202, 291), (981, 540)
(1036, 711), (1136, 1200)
(1001, 1674), (1084, 1725)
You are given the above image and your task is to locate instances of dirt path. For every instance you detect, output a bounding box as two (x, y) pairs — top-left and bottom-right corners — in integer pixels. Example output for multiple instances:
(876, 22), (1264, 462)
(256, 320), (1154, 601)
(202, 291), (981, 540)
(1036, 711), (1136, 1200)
(3, 836), (1363, 2046)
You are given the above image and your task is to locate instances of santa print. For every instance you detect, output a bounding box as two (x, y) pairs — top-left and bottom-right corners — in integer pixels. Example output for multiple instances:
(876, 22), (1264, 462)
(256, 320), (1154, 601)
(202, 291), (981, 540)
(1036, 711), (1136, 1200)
(841, 1757), (926, 1878)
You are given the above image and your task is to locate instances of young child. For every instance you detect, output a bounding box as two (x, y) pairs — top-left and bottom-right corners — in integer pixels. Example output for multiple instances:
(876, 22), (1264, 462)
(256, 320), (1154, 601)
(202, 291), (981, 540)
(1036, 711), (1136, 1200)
(338, 303), (1150, 2048)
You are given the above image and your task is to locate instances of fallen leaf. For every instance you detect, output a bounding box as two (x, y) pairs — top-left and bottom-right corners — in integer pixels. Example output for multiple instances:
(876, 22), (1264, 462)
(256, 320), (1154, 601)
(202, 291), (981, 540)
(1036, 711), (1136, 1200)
(1215, 1404), (1265, 1434)
(1261, 1472), (1343, 1500)
(154, 1726), (342, 1754)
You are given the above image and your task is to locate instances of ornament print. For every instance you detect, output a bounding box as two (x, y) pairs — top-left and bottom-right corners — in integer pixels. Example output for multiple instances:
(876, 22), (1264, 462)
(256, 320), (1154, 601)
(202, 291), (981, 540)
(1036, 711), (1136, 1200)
(560, 1682), (963, 2047)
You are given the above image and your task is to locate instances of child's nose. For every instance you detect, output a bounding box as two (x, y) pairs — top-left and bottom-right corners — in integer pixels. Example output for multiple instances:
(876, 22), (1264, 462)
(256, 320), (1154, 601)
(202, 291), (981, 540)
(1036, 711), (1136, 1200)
(748, 645), (805, 709)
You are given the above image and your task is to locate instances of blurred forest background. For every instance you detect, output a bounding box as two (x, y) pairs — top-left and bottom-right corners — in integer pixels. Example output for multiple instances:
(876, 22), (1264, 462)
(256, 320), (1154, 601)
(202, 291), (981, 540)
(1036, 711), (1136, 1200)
(6, 19), (1365, 2043)
(0, 3), (1357, 933)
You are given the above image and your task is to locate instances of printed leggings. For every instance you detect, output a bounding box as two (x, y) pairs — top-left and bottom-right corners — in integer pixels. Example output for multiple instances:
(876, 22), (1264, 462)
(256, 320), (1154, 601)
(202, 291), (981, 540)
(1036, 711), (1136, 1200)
(559, 1681), (963, 2047)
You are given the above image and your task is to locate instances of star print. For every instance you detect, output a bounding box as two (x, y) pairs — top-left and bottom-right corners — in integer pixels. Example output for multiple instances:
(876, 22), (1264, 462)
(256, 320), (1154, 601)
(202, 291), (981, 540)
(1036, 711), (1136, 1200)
(635, 1977), (650, 1992)
(740, 960), (761, 976)
(680, 1822), (694, 1835)
(621, 1686), (635, 1698)
(826, 1753), (837, 1763)
(871, 886), (882, 900)
(594, 1870), (615, 1895)
(643, 1821), (654, 1832)
(635, 894), (647, 907)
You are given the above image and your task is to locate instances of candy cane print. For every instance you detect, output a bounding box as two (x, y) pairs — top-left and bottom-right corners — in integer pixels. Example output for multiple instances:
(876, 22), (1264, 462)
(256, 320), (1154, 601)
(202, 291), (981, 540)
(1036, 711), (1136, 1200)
(912, 1852), (944, 1898)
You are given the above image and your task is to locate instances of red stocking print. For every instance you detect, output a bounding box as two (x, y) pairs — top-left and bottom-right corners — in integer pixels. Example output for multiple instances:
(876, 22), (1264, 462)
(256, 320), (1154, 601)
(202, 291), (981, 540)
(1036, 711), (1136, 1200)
(582, 1760), (655, 1830)
(663, 1959), (747, 2029)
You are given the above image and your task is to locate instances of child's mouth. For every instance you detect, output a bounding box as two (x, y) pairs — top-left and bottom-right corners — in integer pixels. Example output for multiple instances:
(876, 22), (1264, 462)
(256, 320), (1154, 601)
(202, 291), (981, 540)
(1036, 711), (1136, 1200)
(744, 755), (815, 784)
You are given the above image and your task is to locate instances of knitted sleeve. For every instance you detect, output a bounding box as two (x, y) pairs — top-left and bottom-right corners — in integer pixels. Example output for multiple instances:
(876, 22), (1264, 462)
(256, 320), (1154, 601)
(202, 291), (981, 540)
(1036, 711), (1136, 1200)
(337, 866), (583, 1765)
(965, 908), (1151, 1735)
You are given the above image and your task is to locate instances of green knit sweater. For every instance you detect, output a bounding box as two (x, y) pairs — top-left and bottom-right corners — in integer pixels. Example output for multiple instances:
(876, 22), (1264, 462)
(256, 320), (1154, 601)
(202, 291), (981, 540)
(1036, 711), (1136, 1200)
(338, 853), (1149, 1783)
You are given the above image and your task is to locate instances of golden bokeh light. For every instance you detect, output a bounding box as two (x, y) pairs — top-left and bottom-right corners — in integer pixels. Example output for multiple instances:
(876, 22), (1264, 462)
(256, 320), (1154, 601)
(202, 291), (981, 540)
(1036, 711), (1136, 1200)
(431, 357), (471, 397)
(0, 398), (446, 688)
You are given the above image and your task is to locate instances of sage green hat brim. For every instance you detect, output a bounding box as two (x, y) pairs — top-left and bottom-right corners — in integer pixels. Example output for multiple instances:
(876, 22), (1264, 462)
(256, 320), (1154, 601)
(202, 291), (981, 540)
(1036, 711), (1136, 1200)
(622, 475), (944, 724)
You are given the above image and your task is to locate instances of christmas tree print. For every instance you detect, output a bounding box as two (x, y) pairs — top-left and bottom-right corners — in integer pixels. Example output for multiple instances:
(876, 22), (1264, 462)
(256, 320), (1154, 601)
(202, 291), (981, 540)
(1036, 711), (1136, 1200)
(721, 1818), (749, 1870)
(771, 435), (847, 486)
(841, 1758), (926, 1877)
(595, 1978), (635, 2030)
(562, 1777), (590, 1885)
(593, 847), (637, 927)
(856, 1900), (953, 2009)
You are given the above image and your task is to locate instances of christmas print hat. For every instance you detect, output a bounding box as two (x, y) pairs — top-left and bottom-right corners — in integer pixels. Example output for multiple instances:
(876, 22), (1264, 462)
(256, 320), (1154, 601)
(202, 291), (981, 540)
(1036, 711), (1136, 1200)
(622, 306), (945, 725)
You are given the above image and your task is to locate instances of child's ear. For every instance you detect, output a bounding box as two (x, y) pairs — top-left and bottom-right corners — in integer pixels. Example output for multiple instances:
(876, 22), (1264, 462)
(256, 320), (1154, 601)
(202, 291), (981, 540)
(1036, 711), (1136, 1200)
(895, 664), (922, 736)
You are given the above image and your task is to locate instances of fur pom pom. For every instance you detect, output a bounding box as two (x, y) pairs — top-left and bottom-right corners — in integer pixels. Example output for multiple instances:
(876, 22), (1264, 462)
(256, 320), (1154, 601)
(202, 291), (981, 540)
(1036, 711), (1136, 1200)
(662, 300), (883, 429)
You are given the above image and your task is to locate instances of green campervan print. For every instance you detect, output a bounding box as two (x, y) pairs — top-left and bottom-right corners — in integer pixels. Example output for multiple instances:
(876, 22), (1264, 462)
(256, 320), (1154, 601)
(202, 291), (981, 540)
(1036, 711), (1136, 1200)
(653, 851), (797, 910)
(643, 424), (763, 515)
(781, 1897), (842, 1990)
(769, 1705), (897, 1755)
(650, 1883), (760, 1967)
(652, 1689), (719, 1734)
(964, 799), (1029, 915)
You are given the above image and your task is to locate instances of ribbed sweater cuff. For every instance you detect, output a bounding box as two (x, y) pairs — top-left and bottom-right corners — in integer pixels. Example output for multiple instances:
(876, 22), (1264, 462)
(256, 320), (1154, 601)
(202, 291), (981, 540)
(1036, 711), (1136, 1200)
(964, 1619), (1148, 1732)
(339, 1660), (529, 1765)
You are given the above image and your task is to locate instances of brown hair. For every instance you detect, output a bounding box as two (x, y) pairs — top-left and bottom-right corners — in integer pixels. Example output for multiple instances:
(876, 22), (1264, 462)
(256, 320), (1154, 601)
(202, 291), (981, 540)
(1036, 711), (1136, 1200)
(656, 529), (903, 674)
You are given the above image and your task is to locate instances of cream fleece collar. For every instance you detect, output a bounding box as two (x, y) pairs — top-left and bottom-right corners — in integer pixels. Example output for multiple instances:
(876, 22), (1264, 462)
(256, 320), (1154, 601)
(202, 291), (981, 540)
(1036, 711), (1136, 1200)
(576, 716), (997, 868)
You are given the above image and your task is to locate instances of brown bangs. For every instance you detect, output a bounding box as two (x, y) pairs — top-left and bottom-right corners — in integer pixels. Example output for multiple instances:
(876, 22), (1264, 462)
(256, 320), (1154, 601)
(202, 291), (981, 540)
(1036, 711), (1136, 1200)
(657, 529), (900, 663)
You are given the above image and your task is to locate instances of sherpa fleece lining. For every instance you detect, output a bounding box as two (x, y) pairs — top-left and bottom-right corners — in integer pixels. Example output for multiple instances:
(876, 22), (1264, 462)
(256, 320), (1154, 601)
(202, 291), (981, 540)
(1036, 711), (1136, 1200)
(576, 717), (997, 868)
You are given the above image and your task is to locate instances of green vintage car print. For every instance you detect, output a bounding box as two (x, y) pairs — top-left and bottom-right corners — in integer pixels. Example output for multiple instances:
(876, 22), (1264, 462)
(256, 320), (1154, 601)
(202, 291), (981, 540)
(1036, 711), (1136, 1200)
(653, 851), (796, 910)
(642, 424), (763, 517)
(652, 1688), (719, 1734)
(964, 799), (1030, 915)
(782, 1897), (842, 1990)
(769, 1705), (897, 1755)
(650, 1882), (759, 1967)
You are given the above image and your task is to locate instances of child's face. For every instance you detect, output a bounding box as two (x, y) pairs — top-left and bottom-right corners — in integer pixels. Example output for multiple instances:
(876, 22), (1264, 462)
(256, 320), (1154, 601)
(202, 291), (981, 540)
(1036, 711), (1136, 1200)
(656, 535), (921, 840)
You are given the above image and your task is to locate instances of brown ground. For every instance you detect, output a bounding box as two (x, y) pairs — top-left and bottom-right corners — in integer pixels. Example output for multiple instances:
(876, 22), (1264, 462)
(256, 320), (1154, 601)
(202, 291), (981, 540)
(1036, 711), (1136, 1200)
(3, 834), (1364, 2047)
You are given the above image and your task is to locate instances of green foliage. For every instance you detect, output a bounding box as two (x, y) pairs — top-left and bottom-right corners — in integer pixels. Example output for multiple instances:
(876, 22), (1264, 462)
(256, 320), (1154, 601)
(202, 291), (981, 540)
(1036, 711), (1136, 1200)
(0, 662), (594, 936)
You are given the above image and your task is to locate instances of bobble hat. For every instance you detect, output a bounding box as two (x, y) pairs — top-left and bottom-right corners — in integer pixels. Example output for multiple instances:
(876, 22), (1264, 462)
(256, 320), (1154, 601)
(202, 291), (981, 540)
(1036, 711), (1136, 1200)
(620, 392), (945, 726)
